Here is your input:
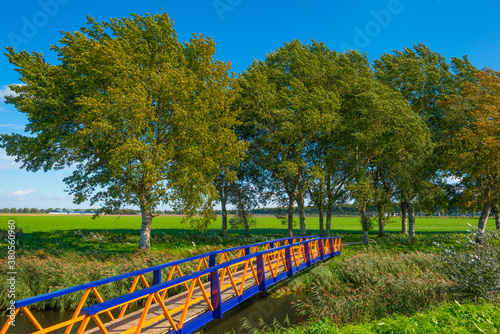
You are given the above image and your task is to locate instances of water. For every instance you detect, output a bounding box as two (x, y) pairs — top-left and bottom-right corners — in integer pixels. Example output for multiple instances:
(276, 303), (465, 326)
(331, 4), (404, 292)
(201, 293), (307, 334)
(6, 309), (98, 334)
(8, 293), (307, 334)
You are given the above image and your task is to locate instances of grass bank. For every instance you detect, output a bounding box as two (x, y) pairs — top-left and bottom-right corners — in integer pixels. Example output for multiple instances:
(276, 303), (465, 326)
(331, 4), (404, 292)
(254, 301), (500, 334)
(250, 231), (500, 333)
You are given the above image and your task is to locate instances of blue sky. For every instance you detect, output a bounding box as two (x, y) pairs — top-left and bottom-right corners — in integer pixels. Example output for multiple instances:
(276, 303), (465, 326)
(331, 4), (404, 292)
(1, 0), (499, 209)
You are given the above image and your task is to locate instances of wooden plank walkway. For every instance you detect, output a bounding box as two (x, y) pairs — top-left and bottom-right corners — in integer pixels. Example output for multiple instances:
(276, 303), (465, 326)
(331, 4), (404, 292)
(84, 262), (288, 334)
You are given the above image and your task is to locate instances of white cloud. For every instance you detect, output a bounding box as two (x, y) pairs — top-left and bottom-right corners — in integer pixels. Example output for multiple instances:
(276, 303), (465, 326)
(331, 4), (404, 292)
(0, 148), (22, 170)
(0, 188), (37, 202)
(0, 85), (20, 103)
(0, 123), (24, 129)
(11, 188), (37, 197)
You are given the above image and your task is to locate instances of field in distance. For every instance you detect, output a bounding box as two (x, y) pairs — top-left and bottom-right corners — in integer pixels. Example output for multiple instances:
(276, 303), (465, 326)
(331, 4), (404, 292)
(1, 214), (496, 234)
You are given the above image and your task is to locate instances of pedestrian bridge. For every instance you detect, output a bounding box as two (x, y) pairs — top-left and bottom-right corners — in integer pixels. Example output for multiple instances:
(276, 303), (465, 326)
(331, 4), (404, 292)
(2, 236), (342, 334)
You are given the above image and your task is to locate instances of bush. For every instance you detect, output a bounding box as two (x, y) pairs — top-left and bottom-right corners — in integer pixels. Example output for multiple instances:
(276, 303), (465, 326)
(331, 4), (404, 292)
(436, 229), (500, 302)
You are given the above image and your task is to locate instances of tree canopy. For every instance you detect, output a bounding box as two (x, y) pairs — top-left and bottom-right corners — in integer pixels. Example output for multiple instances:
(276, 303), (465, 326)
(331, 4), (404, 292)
(441, 68), (500, 240)
(1, 13), (246, 249)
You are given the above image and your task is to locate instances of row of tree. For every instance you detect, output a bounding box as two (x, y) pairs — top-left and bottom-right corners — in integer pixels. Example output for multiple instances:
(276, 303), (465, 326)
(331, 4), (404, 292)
(2, 208), (47, 213)
(2, 12), (499, 249)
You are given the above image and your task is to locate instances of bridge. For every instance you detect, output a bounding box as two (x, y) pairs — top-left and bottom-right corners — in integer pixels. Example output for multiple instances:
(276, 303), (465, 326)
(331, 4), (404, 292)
(2, 236), (342, 334)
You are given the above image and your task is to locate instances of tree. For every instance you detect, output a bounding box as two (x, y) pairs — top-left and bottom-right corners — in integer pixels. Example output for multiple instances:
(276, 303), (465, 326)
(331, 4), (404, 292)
(238, 40), (341, 237)
(373, 44), (475, 237)
(1, 13), (246, 249)
(441, 69), (500, 241)
(319, 49), (430, 244)
(228, 180), (258, 239)
(2, 208), (8, 213)
(494, 206), (500, 231)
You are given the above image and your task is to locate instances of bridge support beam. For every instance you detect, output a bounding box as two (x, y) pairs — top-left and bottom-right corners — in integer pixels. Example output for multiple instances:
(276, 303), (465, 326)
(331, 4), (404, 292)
(285, 246), (293, 277)
(257, 254), (266, 291)
(305, 242), (311, 267)
(319, 240), (325, 260)
(152, 269), (161, 285)
(210, 269), (222, 319)
(208, 254), (216, 282)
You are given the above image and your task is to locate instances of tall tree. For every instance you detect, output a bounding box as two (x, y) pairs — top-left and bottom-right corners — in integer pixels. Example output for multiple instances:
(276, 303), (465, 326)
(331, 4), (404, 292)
(1, 13), (246, 249)
(238, 40), (341, 236)
(311, 49), (431, 244)
(227, 178), (259, 239)
(441, 68), (500, 241)
(215, 168), (237, 236)
(373, 43), (475, 237)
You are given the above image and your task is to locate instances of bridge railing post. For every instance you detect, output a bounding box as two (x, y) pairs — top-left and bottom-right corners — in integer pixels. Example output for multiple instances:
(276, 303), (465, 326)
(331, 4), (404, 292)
(210, 269), (222, 319)
(208, 254), (216, 282)
(319, 239), (325, 260)
(305, 241), (311, 267)
(152, 269), (161, 285)
(285, 246), (292, 277)
(257, 254), (266, 291)
(328, 238), (334, 257)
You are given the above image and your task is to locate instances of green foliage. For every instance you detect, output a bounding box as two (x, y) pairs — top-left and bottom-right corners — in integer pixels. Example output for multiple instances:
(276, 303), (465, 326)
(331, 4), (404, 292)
(440, 69), (500, 219)
(437, 227), (500, 302)
(229, 216), (257, 231)
(238, 40), (344, 236)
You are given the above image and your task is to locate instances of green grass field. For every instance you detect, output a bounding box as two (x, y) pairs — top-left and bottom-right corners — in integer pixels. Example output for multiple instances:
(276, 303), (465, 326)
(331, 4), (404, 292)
(2, 214), (496, 254)
(2, 214), (495, 234)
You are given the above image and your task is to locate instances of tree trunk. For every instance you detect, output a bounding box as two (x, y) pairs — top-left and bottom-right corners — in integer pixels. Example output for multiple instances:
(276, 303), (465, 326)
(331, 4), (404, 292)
(325, 174), (333, 237)
(221, 192), (228, 236)
(494, 207), (500, 231)
(139, 207), (153, 250)
(243, 215), (250, 239)
(287, 195), (294, 237)
(401, 199), (408, 234)
(326, 210), (332, 237)
(298, 184), (307, 236)
(377, 203), (385, 237)
(405, 195), (416, 238)
(318, 206), (324, 237)
(217, 176), (228, 236)
(360, 204), (369, 245)
(362, 230), (369, 245)
(476, 202), (493, 243)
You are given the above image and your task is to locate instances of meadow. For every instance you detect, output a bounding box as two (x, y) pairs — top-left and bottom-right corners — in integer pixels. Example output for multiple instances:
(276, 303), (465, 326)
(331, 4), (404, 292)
(2, 213), (494, 234)
(1, 214), (494, 254)
(1, 214), (499, 333)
